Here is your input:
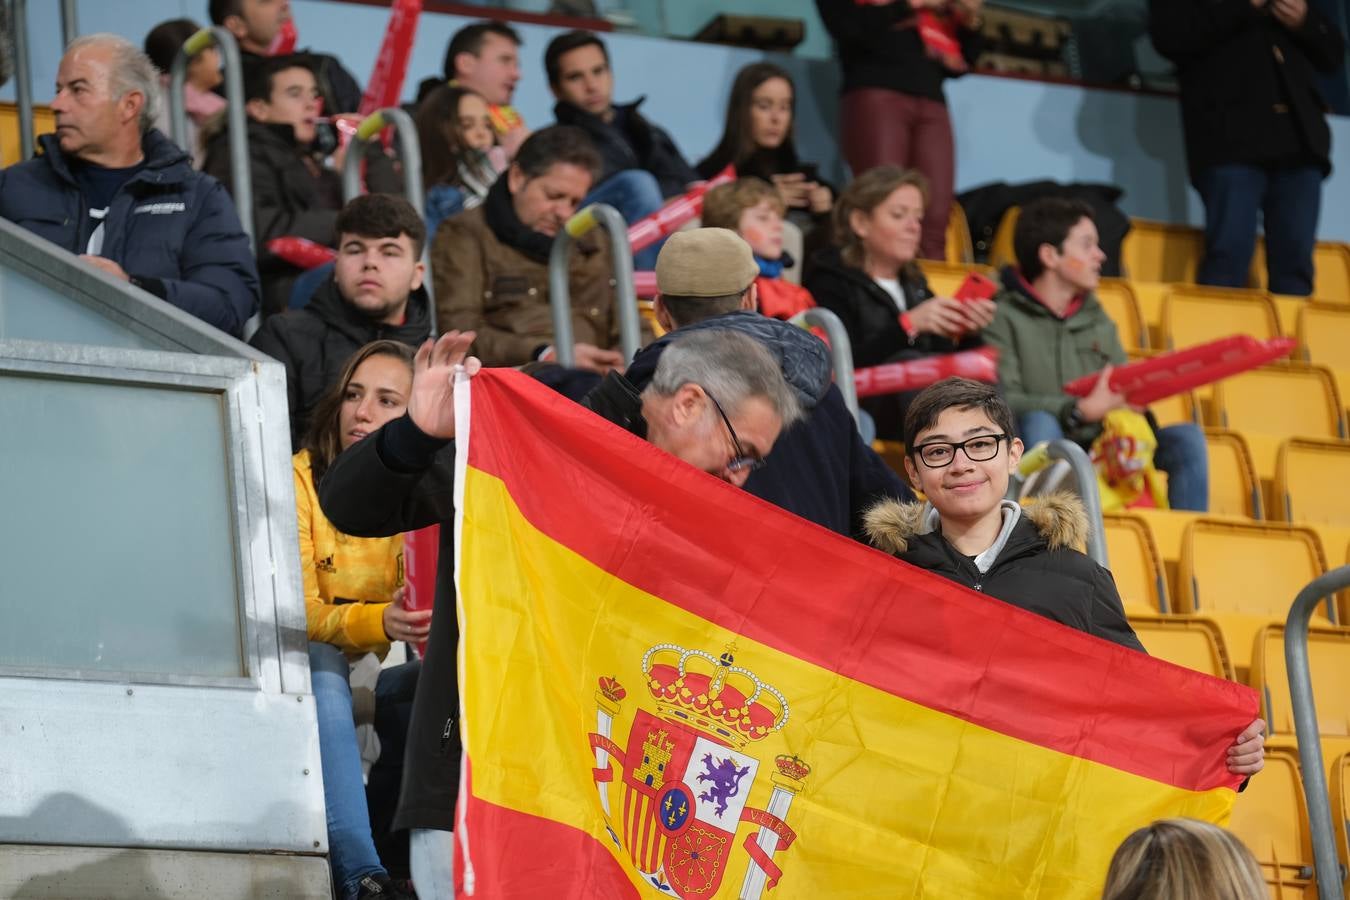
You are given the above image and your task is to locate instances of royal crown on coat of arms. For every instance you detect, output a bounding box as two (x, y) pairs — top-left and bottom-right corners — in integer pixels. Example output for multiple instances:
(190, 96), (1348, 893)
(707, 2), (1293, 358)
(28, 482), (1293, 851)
(587, 642), (808, 899)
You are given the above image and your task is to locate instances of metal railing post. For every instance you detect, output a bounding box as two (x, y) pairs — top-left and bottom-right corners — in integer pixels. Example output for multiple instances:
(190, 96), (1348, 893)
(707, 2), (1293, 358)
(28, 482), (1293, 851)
(340, 108), (436, 335)
(549, 204), (640, 367)
(789, 308), (858, 421)
(12, 0), (34, 162)
(169, 28), (252, 252)
(59, 0), (77, 47)
(1042, 439), (1110, 567)
(1285, 565), (1350, 900)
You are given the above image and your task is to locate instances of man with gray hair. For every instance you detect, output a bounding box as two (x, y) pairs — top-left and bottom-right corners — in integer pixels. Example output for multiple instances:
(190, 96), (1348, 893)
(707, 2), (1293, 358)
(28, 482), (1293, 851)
(0, 34), (260, 337)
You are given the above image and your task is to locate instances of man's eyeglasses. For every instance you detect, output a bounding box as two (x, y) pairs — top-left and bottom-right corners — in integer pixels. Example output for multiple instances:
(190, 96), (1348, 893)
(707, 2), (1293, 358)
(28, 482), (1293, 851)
(912, 434), (1008, 468)
(705, 389), (767, 474)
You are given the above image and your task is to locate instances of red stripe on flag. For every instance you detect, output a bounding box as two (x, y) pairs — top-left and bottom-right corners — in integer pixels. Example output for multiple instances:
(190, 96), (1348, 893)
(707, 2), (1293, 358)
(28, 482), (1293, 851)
(465, 370), (1256, 793)
(460, 796), (640, 899)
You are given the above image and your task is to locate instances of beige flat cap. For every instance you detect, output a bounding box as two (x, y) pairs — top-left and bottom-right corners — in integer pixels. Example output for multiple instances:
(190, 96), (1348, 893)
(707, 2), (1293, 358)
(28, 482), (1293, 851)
(654, 228), (759, 298)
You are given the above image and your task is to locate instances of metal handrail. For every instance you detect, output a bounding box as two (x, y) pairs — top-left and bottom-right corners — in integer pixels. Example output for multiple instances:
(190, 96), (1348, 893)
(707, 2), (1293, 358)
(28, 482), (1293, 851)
(59, 0), (76, 47)
(169, 28), (251, 253)
(1040, 439), (1109, 567)
(788, 308), (859, 421)
(340, 107), (435, 335)
(549, 204), (641, 367)
(1285, 565), (1350, 900)
(11, 0), (33, 161)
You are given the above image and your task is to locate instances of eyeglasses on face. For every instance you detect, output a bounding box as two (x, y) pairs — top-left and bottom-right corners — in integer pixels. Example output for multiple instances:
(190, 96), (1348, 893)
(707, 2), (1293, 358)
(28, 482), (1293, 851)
(912, 433), (1008, 468)
(704, 388), (768, 474)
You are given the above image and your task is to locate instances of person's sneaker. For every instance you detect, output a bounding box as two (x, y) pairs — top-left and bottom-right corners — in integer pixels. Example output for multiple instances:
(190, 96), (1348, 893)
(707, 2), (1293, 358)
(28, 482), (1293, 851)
(354, 874), (417, 899)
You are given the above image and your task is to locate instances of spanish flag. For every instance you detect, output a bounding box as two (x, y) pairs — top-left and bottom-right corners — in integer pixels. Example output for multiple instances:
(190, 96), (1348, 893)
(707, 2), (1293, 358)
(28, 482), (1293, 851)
(452, 369), (1258, 899)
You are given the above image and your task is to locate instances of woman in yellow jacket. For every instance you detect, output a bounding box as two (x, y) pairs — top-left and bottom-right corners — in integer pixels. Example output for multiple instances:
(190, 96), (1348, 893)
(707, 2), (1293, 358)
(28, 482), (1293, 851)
(295, 340), (426, 900)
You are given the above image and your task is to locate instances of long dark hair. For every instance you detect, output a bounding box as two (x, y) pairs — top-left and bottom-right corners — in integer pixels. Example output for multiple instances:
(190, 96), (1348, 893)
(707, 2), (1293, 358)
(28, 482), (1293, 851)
(697, 62), (799, 179)
(416, 83), (486, 190)
(304, 340), (416, 484)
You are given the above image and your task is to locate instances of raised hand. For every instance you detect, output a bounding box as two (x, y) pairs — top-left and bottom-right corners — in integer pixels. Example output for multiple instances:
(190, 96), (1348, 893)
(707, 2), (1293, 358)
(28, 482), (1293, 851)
(407, 330), (480, 440)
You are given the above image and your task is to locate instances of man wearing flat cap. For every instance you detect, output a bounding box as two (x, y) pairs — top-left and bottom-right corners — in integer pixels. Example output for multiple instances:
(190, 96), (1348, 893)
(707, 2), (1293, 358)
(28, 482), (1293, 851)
(587, 227), (913, 539)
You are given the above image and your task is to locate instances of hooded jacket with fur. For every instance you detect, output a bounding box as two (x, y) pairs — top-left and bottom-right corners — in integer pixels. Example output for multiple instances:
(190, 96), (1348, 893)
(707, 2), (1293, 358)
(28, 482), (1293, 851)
(864, 493), (1144, 652)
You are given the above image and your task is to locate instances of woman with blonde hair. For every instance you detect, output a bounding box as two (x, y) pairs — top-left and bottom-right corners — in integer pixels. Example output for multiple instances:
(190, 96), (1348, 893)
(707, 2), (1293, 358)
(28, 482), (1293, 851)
(1102, 818), (1266, 900)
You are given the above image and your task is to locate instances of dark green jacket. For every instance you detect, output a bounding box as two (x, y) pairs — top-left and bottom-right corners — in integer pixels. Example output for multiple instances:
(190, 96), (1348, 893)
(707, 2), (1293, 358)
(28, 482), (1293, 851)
(984, 267), (1127, 445)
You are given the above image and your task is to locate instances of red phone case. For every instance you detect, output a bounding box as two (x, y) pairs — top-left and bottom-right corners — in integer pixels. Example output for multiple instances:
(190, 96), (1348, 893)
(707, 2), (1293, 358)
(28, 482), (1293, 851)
(953, 271), (998, 303)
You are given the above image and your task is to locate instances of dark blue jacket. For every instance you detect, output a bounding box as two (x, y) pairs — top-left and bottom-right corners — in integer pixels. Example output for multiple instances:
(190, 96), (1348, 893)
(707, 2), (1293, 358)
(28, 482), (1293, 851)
(0, 129), (261, 337)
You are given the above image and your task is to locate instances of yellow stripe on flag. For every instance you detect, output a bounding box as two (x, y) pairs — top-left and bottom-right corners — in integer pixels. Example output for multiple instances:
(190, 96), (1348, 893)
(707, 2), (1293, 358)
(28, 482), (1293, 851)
(460, 467), (1235, 898)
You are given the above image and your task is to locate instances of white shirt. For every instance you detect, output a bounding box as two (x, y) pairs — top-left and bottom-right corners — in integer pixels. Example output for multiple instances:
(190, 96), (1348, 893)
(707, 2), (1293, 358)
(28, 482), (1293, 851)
(874, 276), (907, 313)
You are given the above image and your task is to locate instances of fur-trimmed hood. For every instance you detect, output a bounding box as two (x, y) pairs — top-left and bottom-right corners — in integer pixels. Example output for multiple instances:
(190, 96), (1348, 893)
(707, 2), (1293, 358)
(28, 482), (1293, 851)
(864, 492), (1089, 557)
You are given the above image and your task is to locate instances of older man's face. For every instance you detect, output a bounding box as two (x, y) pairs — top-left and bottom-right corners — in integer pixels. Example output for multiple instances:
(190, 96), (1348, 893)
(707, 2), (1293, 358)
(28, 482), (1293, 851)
(51, 45), (137, 161)
(645, 386), (783, 489)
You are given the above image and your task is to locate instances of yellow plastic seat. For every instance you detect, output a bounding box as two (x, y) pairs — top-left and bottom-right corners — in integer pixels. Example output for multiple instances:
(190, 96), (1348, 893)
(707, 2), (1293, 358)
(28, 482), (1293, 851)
(1227, 749), (1315, 899)
(1211, 362), (1347, 440)
(944, 201), (974, 264)
(1251, 625), (1350, 739)
(1127, 614), (1232, 678)
(1297, 302), (1350, 369)
(1131, 281), (1169, 350)
(1204, 428), (1262, 519)
(1121, 220), (1205, 283)
(1313, 242), (1350, 304)
(1273, 293), (1305, 337)
(987, 206), (1020, 270)
(916, 261), (996, 301)
(1333, 750), (1350, 895)
(1161, 285), (1280, 350)
(1103, 513), (1168, 614)
(1176, 518), (1331, 673)
(1096, 278), (1147, 351)
(1274, 438), (1350, 527)
(0, 102), (55, 166)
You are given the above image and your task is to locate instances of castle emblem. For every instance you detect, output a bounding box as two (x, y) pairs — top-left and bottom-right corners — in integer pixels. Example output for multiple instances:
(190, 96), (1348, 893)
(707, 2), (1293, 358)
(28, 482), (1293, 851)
(587, 644), (810, 897)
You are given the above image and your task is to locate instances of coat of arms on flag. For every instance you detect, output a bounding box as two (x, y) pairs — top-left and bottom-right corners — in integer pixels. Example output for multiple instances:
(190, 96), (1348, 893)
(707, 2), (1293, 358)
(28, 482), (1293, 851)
(588, 644), (806, 897)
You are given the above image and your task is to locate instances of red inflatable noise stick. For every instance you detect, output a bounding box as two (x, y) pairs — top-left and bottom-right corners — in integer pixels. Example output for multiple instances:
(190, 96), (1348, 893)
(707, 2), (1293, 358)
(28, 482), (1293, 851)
(359, 0), (423, 117)
(267, 19), (297, 56)
(401, 523), (439, 658)
(626, 166), (736, 254)
(854, 347), (999, 399)
(266, 236), (336, 270)
(1062, 335), (1296, 407)
(633, 270), (658, 297)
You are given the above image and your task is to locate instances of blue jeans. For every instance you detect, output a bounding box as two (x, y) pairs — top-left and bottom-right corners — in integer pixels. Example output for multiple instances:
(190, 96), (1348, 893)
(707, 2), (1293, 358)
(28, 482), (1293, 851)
(309, 641), (420, 899)
(1193, 163), (1323, 296)
(583, 169), (666, 271)
(1017, 410), (1209, 512)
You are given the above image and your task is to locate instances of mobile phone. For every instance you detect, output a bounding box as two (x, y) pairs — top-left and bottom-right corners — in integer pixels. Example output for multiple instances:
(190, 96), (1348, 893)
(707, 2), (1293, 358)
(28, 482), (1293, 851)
(953, 271), (998, 303)
(797, 162), (820, 183)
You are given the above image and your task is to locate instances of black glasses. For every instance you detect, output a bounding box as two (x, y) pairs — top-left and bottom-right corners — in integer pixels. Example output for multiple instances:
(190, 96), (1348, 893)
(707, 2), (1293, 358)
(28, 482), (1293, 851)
(912, 433), (1008, 468)
(705, 389), (767, 474)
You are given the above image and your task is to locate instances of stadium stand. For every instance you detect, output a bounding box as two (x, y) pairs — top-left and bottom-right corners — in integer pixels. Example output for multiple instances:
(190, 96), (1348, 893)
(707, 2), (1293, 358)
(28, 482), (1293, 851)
(1102, 512), (1168, 614)
(1119, 219), (1204, 285)
(1227, 748), (1316, 900)
(1204, 428), (1263, 519)
(1126, 613), (1232, 679)
(1160, 285), (1281, 350)
(1095, 277), (1147, 351)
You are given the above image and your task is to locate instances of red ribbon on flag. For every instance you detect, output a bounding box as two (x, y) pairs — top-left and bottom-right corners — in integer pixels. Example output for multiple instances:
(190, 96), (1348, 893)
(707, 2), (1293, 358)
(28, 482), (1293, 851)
(854, 347), (999, 399)
(359, 0), (423, 117)
(627, 166), (736, 253)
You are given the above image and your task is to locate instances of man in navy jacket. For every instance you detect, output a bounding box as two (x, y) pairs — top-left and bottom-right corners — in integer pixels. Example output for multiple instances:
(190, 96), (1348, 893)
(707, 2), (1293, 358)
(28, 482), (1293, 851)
(0, 34), (260, 337)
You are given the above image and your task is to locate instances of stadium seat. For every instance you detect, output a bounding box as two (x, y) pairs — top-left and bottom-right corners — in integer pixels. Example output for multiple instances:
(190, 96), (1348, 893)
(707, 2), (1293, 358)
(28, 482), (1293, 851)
(1160, 285), (1280, 351)
(987, 207), (1020, 270)
(1296, 302), (1350, 369)
(1130, 281), (1169, 349)
(1313, 243), (1350, 305)
(1250, 625), (1350, 739)
(1120, 219), (1204, 284)
(1333, 750), (1350, 895)
(945, 202), (975, 265)
(639, 300), (665, 338)
(1103, 513), (1168, 613)
(1176, 518), (1331, 673)
(917, 261), (996, 301)
(1228, 749), (1316, 899)
(1211, 363), (1347, 440)
(1204, 428), (1262, 519)
(1096, 278), (1147, 351)
(1, 102), (55, 166)
(1274, 438), (1350, 527)
(1127, 614), (1232, 678)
